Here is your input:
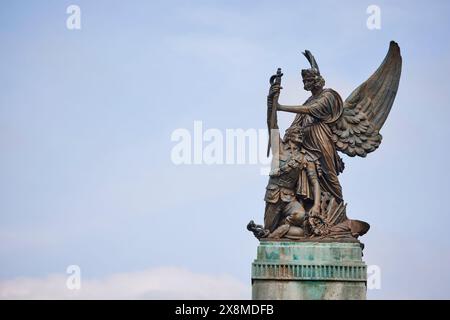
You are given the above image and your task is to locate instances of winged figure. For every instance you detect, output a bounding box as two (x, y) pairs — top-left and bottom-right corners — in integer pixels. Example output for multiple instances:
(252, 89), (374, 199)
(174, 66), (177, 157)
(248, 41), (402, 241)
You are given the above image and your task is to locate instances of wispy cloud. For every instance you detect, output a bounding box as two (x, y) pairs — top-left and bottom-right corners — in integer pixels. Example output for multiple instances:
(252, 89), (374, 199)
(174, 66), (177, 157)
(0, 267), (250, 300)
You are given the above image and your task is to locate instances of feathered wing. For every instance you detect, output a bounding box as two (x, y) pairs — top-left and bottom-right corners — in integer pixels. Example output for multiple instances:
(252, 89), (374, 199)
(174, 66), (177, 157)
(331, 41), (402, 157)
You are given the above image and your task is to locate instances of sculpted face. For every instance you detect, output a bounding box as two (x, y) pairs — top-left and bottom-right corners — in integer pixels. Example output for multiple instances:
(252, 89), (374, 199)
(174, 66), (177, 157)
(302, 76), (316, 91)
(286, 130), (303, 145)
(301, 68), (324, 92)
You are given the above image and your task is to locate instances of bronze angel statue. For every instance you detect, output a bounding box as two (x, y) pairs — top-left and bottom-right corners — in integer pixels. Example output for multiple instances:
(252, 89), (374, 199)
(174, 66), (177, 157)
(248, 41), (402, 241)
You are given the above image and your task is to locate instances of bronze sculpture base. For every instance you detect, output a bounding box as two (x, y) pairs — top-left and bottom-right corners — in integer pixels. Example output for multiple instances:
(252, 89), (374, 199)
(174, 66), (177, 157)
(251, 241), (367, 300)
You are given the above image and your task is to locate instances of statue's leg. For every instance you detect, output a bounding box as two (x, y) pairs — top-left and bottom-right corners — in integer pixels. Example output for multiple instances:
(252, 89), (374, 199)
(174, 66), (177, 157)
(282, 200), (306, 238)
(284, 200), (306, 227)
(307, 162), (321, 216)
(264, 202), (282, 233)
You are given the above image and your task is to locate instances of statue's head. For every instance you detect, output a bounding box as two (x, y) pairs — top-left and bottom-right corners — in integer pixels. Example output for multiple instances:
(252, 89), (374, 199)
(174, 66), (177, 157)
(301, 68), (325, 91)
(284, 127), (303, 145)
(301, 50), (325, 92)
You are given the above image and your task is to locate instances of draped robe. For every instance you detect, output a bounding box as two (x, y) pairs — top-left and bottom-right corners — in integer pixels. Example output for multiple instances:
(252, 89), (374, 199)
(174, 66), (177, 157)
(289, 88), (344, 201)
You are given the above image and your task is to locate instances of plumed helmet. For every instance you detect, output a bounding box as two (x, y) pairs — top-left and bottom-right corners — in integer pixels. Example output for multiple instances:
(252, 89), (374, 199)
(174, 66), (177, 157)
(301, 50), (325, 87)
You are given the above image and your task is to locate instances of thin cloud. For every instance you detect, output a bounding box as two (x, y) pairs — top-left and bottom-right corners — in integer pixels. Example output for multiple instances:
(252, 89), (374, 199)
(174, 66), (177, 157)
(0, 267), (250, 300)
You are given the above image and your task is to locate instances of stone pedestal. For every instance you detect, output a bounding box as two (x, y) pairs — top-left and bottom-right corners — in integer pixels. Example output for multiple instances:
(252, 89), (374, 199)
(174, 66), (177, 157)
(251, 241), (367, 300)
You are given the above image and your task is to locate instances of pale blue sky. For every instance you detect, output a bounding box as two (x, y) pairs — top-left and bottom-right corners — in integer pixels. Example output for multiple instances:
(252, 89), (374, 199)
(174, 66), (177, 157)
(1, 0), (450, 299)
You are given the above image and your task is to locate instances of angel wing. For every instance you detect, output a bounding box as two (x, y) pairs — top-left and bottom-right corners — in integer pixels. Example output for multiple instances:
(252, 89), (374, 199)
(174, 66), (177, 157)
(331, 41), (402, 157)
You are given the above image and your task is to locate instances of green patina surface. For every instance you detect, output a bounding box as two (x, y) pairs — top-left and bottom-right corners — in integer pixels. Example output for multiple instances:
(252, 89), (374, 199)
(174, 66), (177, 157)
(251, 241), (367, 300)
